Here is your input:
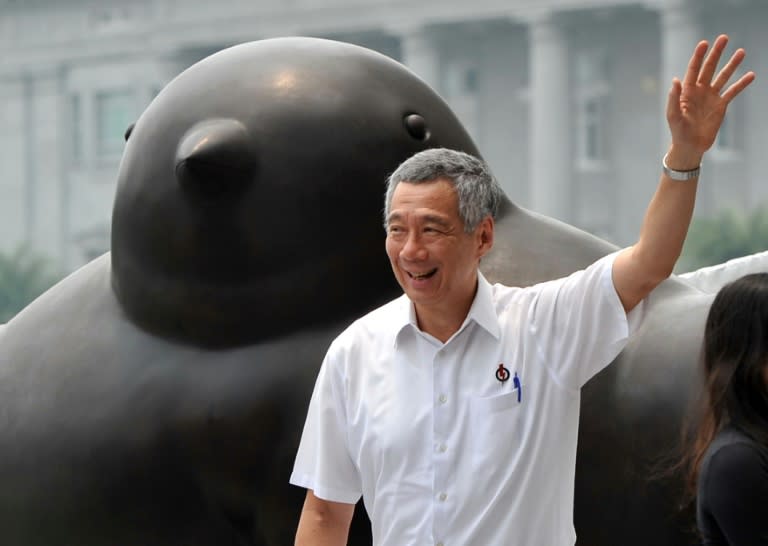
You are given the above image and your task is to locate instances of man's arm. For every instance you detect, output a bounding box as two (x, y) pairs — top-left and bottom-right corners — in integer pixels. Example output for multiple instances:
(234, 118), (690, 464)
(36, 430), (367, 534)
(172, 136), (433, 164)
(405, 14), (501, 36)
(613, 34), (755, 312)
(295, 490), (355, 546)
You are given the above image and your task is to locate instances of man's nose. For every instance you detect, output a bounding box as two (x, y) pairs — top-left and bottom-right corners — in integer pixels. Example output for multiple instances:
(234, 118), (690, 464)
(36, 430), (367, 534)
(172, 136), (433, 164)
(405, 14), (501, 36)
(401, 233), (427, 260)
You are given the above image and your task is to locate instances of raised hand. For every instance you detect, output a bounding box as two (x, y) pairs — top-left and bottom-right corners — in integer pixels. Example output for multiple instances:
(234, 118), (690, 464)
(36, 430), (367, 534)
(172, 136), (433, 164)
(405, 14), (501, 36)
(666, 34), (755, 169)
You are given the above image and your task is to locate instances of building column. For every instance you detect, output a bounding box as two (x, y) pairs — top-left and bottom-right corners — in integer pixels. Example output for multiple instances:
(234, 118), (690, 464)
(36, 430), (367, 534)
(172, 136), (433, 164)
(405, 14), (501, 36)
(527, 13), (572, 221)
(397, 26), (441, 92)
(655, 0), (718, 216)
(657, 0), (700, 150)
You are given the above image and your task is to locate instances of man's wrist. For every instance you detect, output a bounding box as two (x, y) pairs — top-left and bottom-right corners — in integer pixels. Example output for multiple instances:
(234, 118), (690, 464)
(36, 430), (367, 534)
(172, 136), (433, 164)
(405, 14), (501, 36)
(663, 153), (701, 181)
(664, 146), (703, 172)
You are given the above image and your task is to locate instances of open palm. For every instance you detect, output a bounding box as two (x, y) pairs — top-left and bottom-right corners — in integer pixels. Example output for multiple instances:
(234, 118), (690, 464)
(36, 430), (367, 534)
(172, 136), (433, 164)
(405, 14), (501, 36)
(667, 35), (755, 157)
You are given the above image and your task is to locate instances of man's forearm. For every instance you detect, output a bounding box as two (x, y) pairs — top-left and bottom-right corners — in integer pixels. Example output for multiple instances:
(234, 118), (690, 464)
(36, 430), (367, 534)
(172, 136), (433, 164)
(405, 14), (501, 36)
(295, 491), (354, 546)
(296, 516), (350, 546)
(612, 145), (702, 311)
(633, 145), (702, 279)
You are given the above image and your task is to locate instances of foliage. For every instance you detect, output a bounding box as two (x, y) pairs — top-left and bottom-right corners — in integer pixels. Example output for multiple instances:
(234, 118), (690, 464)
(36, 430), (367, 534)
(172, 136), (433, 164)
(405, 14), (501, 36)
(678, 205), (768, 272)
(0, 247), (60, 323)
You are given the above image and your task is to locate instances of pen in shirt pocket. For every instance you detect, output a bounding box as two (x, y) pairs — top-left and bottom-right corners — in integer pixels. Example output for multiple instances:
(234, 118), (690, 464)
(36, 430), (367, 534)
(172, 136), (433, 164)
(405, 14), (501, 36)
(513, 372), (522, 403)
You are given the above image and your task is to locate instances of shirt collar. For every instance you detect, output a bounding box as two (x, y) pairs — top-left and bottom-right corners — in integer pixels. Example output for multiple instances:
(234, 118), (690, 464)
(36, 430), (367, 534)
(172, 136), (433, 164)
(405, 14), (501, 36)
(393, 271), (501, 347)
(467, 271), (501, 340)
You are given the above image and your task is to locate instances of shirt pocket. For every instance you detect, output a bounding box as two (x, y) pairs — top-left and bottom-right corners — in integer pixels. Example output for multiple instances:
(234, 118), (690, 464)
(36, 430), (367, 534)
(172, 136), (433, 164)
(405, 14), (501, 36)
(469, 389), (525, 473)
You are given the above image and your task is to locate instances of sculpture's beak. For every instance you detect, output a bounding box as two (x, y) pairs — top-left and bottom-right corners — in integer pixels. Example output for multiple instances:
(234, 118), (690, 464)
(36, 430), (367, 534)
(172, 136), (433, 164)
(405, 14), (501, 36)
(175, 118), (257, 200)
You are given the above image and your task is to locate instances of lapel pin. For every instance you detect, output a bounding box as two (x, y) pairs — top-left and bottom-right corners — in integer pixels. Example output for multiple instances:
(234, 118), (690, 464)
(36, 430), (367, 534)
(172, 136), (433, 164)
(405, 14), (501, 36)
(495, 363), (510, 384)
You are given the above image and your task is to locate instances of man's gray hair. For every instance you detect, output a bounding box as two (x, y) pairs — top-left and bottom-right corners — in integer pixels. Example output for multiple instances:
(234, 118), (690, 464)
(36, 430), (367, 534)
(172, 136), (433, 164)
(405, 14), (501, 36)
(383, 148), (504, 233)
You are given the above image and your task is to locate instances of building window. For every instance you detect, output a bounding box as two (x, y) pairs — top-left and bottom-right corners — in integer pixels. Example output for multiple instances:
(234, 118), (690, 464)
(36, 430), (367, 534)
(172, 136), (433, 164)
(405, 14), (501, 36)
(713, 111), (738, 155)
(443, 62), (478, 97)
(709, 97), (744, 163)
(95, 89), (135, 160)
(574, 50), (611, 170)
(69, 94), (83, 166)
(442, 60), (479, 140)
(582, 97), (604, 159)
(716, 116), (731, 150)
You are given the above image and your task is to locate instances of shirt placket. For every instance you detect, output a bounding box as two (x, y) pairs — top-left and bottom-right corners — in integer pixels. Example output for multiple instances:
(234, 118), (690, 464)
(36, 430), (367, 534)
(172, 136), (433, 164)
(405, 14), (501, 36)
(432, 345), (452, 546)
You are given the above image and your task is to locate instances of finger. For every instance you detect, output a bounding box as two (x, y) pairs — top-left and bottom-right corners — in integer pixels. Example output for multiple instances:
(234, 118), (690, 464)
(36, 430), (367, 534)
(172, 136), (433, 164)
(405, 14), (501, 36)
(721, 71), (756, 104)
(697, 34), (729, 85)
(711, 48), (746, 91)
(666, 77), (683, 122)
(683, 40), (709, 86)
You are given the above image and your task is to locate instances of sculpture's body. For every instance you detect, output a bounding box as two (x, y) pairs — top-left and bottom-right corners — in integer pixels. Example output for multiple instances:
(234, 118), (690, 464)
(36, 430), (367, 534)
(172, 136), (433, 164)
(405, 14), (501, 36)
(0, 256), (340, 544)
(0, 37), (734, 545)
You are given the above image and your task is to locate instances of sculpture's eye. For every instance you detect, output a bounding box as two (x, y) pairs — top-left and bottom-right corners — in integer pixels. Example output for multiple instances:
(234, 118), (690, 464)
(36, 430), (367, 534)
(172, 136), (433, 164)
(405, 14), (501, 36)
(124, 122), (135, 142)
(403, 113), (429, 141)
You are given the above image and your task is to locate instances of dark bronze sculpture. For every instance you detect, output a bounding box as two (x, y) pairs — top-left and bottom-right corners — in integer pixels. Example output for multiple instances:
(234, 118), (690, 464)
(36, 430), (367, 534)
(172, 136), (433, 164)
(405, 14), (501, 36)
(0, 37), (724, 545)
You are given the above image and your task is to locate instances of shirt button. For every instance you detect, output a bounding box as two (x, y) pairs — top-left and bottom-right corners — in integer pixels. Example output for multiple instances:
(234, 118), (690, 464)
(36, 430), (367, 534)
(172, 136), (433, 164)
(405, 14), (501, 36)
(438, 394), (448, 404)
(436, 542), (444, 546)
(438, 444), (447, 453)
(438, 493), (447, 502)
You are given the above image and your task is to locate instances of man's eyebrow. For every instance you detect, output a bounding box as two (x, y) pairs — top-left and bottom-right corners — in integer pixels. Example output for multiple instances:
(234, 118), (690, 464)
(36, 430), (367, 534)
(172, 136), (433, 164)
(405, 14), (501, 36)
(421, 214), (452, 228)
(387, 212), (452, 228)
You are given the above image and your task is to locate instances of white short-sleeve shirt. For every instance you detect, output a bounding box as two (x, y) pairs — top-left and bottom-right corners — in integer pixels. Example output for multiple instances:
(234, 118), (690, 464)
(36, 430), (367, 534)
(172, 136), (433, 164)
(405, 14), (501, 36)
(291, 251), (642, 546)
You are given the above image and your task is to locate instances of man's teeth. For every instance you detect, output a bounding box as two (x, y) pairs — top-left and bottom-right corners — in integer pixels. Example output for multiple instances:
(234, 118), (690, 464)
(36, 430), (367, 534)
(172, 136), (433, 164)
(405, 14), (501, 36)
(410, 269), (436, 279)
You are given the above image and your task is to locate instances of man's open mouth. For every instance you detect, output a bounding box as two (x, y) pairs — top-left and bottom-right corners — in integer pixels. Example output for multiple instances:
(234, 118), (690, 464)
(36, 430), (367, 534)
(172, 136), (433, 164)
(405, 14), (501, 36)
(407, 268), (437, 280)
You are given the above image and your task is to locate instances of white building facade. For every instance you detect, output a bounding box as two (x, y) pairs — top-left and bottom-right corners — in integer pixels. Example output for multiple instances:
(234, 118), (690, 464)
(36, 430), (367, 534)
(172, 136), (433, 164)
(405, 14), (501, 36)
(1, 0), (766, 271)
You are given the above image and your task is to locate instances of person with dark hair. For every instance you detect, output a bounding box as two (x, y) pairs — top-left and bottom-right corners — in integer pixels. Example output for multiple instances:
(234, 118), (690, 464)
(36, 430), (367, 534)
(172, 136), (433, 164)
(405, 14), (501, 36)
(682, 273), (768, 546)
(291, 36), (755, 546)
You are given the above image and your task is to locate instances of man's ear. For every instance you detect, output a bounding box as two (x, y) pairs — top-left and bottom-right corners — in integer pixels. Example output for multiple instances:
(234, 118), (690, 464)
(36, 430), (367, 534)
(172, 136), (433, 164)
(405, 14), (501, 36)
(476, 216), (494, 258)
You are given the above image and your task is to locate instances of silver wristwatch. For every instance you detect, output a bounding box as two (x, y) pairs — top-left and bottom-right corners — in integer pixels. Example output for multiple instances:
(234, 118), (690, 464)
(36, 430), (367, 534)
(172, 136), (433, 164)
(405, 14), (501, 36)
(662, 153), (701, 181)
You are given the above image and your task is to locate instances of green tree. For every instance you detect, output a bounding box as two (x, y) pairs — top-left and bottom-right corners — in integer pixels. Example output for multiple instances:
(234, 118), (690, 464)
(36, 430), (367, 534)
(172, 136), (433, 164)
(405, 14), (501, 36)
(678, 205), (768, 272)
(0, 247), (60, 323)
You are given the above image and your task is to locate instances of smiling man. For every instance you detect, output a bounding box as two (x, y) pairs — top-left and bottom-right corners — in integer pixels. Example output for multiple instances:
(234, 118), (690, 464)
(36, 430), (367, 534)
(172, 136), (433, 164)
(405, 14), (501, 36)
(290, 36), (754, 546)
(384, 175), (495, 343)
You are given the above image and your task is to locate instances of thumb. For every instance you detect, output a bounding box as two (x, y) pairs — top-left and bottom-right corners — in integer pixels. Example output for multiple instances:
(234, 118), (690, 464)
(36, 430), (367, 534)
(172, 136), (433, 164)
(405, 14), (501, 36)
(666, 77), (682, 123)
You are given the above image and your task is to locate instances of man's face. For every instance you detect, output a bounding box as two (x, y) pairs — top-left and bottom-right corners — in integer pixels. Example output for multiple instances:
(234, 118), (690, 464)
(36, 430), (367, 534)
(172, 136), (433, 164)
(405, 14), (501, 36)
(385, 178), (493, 316)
